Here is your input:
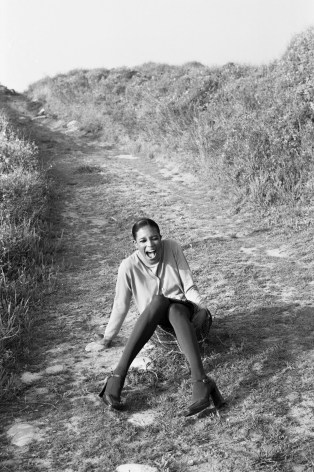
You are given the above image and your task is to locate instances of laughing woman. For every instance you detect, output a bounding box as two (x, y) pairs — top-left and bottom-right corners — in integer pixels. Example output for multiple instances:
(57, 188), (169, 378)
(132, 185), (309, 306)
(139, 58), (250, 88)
(99, 218), (225, 416)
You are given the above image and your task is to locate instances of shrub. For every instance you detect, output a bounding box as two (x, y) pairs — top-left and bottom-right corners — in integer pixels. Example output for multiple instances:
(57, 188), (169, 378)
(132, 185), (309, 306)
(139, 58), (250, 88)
(27, 28), (314, 215)
(0, 110), (54, 398)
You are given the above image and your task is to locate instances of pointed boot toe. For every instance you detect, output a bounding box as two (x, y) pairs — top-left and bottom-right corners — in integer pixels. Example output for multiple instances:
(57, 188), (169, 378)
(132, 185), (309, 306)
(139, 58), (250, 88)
(183, 398), (212, 417)
(99, 374), (124, 410)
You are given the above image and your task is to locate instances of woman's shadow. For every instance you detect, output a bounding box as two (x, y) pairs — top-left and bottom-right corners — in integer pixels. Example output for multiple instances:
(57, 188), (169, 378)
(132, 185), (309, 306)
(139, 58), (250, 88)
(203, 302), (314, 407)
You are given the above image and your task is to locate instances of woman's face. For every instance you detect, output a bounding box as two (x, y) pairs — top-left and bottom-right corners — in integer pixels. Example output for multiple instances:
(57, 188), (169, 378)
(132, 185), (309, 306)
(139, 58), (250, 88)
(134, 225), (162, 265)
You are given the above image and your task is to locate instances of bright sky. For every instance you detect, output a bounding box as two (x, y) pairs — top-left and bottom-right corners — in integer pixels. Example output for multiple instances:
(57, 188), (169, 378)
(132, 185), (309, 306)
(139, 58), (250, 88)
(1, 0), (314, 92)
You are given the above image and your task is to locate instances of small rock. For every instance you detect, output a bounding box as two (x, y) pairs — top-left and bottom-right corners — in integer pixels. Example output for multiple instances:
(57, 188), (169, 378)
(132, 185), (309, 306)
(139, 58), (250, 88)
(240, 246), (257, 255)
(266, 248), (288, 258)
(116, 464), (158, 472)
(127, 411), (156, 427)
(85, 341), (104, 352)
(66, 120), (79, 133)
(34, 387), (49, 395)
(130, 357), (152, 371)
(37, 108), (45, 116)
(7, 423), (39, 447)
(45, 364), (64, 375)
(67, 120), (79, 128)
(21, 372), (43, 384)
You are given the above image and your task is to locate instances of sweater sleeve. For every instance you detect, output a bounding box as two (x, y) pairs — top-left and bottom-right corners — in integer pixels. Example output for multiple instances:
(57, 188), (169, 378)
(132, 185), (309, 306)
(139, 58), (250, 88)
(104, 260), (132, 341)
(173, 242), (206, 309)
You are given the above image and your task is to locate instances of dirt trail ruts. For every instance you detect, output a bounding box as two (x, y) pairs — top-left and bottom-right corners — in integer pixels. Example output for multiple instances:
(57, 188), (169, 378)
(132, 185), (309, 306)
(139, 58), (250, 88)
(1, 96), (314, 472)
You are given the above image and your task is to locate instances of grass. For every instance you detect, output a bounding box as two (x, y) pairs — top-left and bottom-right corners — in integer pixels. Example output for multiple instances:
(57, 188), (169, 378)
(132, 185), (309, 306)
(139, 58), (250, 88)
(27, 28), (314, 223)
(0, 104), (57, 399)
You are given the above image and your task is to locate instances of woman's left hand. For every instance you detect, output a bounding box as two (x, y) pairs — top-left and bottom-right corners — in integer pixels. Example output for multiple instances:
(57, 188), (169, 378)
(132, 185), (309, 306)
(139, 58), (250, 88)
(95, 334), (112, 348)
(192, 308), (210, 331)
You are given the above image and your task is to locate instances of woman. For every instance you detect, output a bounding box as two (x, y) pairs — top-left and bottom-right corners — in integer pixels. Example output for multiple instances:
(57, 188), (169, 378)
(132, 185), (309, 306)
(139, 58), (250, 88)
(99, 218), (224, 416)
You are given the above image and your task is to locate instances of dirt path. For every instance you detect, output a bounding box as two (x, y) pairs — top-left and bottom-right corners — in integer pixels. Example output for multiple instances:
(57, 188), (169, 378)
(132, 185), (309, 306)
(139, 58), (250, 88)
(1, 97), (314, 472)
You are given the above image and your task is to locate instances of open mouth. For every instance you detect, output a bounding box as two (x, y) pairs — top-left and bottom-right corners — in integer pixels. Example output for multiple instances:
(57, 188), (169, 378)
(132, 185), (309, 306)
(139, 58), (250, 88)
(146, 250), (157, 259)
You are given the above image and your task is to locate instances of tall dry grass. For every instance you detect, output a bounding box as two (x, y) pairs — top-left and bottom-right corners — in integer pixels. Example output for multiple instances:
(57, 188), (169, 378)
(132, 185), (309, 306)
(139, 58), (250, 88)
(0, 110), (56, 398)
(28, 28), (314, 222)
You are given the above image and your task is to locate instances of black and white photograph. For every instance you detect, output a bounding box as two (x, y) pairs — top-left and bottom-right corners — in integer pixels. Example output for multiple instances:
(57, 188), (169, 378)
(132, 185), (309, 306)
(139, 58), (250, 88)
(1, 1), (314, 471)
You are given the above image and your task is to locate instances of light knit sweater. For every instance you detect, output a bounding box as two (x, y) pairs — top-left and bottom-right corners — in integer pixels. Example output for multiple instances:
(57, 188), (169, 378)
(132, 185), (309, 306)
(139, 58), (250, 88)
(104, 239), (205, 341)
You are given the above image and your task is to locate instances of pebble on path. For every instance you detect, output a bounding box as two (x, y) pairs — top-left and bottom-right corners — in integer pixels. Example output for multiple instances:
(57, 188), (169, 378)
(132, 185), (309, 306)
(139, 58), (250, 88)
(266, 248), (288, 258)
(240, 246), (257, 255)
(45, 364), (65, 374)
(127, 411), (156, 427)
(116, 464), (158, 472)
(7, 423), (40, 447)
(130, 357), (152, 371)
(21, 372), (43, 384)
(85, 341), (105, 352)
(34, 387), (49, 395)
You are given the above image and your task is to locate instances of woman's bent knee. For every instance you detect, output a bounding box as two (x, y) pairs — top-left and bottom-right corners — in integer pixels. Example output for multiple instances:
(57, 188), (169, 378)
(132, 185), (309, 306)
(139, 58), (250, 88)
(142, 295), (169, 322)
(168, 303), (191, 323)
(151, 295), (169, 309)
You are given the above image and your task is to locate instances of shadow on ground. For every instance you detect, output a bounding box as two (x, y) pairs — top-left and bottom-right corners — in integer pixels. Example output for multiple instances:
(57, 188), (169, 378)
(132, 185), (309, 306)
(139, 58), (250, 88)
(207, 303), (314, 405)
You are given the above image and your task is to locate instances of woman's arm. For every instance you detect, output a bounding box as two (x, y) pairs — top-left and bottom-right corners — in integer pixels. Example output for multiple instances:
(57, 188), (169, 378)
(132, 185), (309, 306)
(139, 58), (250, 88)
(174, 244), (212, 330)
(173, 243), (213, 329)
(173, 242), (206, 308)
(102, 299), (130, 345)
(102, 260), (132, 346)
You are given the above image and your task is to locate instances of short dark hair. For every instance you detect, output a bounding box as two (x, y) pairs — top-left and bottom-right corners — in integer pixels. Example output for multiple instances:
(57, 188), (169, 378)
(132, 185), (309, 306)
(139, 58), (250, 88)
(132, 218), (161, 240)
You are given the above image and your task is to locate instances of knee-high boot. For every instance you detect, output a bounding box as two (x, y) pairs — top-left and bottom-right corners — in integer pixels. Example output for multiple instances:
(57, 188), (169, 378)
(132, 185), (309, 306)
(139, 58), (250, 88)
(99, 295), (170, 408)
(169, 304), (225, 416)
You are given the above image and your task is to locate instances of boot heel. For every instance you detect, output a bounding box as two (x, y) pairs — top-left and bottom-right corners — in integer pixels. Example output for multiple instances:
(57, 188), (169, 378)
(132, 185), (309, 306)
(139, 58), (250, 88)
(210, 382), (226, 409)
(98, 376), (108, 398)
(184, 376), (223, 417)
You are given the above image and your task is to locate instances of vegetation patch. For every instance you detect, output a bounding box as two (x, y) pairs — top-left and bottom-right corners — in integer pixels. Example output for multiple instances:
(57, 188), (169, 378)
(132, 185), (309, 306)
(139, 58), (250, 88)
(27, 29), (314, 222)
(74, 164), (103, 174)
(0, 107), (56, 398)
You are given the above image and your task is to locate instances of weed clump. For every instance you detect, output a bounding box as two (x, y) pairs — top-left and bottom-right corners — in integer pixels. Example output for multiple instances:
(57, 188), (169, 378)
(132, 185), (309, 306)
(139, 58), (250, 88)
(0, 110), (54, 398)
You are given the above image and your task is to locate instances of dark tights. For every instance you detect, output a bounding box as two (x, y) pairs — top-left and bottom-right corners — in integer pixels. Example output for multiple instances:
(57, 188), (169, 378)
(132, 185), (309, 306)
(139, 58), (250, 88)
(108, 295), (207, 401)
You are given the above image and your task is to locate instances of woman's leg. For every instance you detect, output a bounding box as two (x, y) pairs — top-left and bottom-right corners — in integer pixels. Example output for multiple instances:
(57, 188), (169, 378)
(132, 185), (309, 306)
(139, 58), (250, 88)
(168, 304), (208, 402)
(103, 295), (170, 400)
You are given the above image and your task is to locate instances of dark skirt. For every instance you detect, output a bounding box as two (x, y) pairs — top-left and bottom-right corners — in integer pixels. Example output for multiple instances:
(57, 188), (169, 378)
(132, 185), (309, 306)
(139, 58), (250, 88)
(151, 298), (212, 351)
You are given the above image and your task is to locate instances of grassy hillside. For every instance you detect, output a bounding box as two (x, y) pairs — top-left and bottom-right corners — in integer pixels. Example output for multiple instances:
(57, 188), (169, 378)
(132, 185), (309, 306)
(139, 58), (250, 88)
(27, 28), (314, 221)
(0, 92), (56, 398)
